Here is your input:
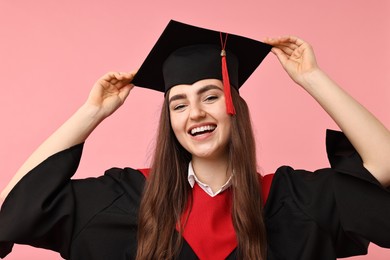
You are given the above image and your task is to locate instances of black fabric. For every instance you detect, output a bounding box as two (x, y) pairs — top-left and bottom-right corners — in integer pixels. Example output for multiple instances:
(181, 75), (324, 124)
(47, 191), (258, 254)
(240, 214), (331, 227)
(265, 130), (390, 259)
(131, 20), (272, 93)
(0, 143), (83, 259)
(162, 44), (239, 90)
(1, 130), (390, 259)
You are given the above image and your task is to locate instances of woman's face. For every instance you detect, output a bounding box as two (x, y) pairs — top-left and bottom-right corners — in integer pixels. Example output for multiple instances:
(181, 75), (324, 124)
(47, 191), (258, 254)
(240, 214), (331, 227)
(168, 79), (232, 161)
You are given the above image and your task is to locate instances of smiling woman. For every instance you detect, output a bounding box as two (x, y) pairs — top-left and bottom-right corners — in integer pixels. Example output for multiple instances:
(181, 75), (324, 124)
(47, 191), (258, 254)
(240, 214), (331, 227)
(169, 80), (232, 161)
(1, 20), (390, 260)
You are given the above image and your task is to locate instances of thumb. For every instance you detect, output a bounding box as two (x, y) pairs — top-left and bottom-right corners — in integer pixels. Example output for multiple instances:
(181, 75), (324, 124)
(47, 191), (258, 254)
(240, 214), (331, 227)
(271, 47), (289, 66)
(118, 84), (134, 103)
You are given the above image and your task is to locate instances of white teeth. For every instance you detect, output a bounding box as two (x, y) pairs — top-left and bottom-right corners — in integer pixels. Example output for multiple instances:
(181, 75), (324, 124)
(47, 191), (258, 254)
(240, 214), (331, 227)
(190, 125), (216, 135)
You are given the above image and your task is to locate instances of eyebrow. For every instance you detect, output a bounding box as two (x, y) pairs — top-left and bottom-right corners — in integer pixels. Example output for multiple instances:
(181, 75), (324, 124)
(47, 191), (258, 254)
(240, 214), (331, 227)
(169, 84), (223, 104)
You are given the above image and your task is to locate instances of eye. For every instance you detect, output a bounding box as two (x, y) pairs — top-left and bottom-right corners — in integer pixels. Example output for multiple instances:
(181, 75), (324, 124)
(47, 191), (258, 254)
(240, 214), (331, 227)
(204, 95), (218, 103)
(172, 103), (186, 111)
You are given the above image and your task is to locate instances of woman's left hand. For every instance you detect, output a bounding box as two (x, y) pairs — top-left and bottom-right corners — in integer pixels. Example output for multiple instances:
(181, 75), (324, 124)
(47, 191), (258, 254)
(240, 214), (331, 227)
(264, 36), (319, 87)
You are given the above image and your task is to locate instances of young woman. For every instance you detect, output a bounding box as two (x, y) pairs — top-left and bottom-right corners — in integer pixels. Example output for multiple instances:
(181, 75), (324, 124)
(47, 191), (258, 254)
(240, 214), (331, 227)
(1, 20), (389, 260)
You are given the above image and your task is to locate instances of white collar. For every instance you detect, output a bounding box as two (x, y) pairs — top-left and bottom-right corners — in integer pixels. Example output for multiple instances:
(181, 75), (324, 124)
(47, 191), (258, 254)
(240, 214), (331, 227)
(188, 161), (233, 197)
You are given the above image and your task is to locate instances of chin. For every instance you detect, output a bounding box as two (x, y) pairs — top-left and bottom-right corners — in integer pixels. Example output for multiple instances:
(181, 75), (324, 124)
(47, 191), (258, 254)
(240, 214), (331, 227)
(191, 147), (228, 160)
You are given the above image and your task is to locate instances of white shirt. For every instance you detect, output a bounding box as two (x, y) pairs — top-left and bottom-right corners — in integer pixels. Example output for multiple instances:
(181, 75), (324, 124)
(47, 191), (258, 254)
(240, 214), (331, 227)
(188, 162), (233, 197)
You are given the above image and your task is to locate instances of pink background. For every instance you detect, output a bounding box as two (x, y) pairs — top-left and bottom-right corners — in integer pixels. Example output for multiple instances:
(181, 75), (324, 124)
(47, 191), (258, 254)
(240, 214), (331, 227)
(0, 0), (389, 259)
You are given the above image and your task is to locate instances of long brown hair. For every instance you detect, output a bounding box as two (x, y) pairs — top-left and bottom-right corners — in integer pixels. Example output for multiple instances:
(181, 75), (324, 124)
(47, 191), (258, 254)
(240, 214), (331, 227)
(136, 87), (267, 259)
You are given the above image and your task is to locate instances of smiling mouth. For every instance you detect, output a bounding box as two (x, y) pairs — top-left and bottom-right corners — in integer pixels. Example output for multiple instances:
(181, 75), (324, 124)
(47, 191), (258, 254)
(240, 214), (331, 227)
(189, 125), (216, 136)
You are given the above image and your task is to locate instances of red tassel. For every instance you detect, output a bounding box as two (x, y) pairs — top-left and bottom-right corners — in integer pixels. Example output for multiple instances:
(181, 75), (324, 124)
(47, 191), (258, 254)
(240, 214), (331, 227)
(221, 53), (235, 115)
(220, 32), (236, 115)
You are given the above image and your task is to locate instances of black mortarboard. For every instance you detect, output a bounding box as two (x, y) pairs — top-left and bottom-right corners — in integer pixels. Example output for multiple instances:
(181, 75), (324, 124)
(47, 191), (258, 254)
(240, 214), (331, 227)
(132, 20), (272, 114)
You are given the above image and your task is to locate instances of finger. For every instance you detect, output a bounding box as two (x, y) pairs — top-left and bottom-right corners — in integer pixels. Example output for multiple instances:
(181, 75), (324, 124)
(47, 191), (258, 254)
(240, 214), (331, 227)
(271, 47), (289, 65)
(118, 84), (134, 102)
(275, 45), (295, 56)
(276, 41), (300, 50)
(116, 73), (136, 88)
(287, 35), (306, 46)
(264, 39), (294, 57)
(108, 74), (134, 91)
(99, 72), (124, 87)
(110, 78), (120, 85)
(99, 72), (117, 82)
(279, 36), (307, 49)
(276, 43), (300, 53)
(263, 37), (274, 45)
(265, 36), (302, 48)
(98, 72), (135, 90)
(115, 72), (136, 82)
(128, 69), (138, 83)
(113, 72), (126, 80)
(101, 72), (128, 88)
(263, 36), (288, 45)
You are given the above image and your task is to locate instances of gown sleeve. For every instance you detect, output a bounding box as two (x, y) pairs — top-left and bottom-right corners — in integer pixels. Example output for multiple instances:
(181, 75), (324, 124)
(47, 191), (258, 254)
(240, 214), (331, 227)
(265, 130), (390, 259)
(0, 144), (123, 259)
(0, 143), (98, 259)
(326, 129), (390, 249)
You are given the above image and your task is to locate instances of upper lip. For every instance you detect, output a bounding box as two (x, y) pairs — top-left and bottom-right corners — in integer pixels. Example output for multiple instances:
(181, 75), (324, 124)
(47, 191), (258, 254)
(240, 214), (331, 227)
(188, 123), (217, 135)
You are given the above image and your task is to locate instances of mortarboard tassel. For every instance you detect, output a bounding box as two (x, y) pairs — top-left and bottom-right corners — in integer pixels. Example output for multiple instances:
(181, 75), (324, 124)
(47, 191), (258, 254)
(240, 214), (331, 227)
(220, 32), (236, 115)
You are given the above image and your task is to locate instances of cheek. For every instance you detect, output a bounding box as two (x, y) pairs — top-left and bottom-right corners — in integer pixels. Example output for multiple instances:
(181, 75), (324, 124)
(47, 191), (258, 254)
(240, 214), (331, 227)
(218, 111), (232, 127)
(221, 115), (233, 138)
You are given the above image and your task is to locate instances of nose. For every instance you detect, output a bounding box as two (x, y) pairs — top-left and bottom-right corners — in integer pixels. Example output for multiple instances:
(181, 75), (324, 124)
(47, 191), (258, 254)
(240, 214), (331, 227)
(189, 104), (206, 120)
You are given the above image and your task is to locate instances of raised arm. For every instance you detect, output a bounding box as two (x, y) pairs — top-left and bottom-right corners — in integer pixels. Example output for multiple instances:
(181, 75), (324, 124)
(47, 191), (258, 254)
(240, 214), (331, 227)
(264, 36), (390, 187)
(0, 72), (135, 202)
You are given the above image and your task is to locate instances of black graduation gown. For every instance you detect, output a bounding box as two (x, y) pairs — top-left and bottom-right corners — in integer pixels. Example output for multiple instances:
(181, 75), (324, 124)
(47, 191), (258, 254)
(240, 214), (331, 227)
(0, 130), (389, 259)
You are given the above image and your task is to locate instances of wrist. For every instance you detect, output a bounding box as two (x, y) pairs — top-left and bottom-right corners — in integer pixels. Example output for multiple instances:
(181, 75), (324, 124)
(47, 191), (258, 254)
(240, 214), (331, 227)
(299, 68), (328, 91)
(77, 103), (107, 125)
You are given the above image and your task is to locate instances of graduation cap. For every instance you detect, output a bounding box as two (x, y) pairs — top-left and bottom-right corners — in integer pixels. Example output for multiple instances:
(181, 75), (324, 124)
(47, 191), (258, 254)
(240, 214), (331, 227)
(132, 20), (272, 115)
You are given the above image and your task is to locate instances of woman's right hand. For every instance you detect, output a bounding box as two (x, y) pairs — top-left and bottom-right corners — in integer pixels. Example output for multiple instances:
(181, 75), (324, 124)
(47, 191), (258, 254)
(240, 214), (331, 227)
(86, 71), (135, 119)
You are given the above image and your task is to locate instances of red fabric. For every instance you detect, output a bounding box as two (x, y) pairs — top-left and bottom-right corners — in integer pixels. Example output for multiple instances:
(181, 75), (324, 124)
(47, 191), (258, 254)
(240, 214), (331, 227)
(220, 32), (235, 115)
(221, 55), (236, 115)
(180, 184), (237, 260)
(137, 168), (275, 258)
(262, 174), (274, 205)
(137, 168), (150, 178)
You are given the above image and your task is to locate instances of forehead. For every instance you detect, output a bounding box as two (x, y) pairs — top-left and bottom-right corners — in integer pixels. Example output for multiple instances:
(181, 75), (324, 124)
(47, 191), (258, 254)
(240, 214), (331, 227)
(168, 79), (223, 98)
